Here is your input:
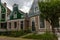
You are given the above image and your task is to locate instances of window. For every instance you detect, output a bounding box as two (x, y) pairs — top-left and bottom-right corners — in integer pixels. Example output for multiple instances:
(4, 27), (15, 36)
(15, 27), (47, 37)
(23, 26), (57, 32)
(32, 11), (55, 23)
(32, 21), (35, 31)
(1, 6), (6, 13)
(21, 15), (24, 18)
(14, 12), (17, 18)
(1, 8), (5, 13)
(14, 22), (17, 28)
(2, 14), (5, 19)
(1, 23), (7, 29)
(9, 22), (11, 29)
(35, 7), (38, 11)
(21, 21), (23, 30)
(40, 16), (45, 28)
(2, 8), (4, 11)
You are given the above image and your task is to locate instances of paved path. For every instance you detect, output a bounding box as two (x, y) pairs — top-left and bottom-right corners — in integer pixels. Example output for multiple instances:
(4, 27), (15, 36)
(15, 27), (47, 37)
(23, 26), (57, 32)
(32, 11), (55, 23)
(56, 33), (60, 40)
(0, 36), (33, 40)
(58, 37), (60, 40)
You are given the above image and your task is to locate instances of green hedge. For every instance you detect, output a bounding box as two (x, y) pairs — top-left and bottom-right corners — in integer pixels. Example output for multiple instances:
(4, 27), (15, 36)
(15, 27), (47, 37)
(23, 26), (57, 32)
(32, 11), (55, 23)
(23, 32), (58, 40)
(0, 30), (31, 37)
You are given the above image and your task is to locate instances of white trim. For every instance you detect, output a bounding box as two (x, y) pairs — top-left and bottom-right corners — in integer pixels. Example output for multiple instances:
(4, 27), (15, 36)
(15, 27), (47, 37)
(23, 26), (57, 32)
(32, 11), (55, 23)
(5, 6), (7, 21)
(0, 6), (1, 21)
(7, 19), (25, 22)
(38, 16), (40, 29)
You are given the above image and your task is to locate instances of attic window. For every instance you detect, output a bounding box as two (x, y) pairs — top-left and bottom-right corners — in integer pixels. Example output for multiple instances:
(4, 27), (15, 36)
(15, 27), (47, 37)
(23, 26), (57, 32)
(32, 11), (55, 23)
(1, 7), (5, 13)
(21, 15), (24, 18)
(14, 12), (17, 18)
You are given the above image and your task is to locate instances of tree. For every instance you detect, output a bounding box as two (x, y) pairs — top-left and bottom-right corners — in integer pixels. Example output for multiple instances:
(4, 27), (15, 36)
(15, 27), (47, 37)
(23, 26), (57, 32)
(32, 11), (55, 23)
(38, 0), (60, 33)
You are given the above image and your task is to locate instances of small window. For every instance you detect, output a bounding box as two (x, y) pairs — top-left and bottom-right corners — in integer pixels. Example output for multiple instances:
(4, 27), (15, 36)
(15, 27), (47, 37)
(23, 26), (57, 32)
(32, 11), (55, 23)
(40, 17), (45, 28)
(9, 22), (11, 29)
(1, 8), (5, 13)
(14, 12), (17, 18)
(21, 21), (23, 30)
(14, 22), (17, 28)
(35, 7), (38, 11)
(1, 23), (7, 29)
(21, 15), (24, 18)
(2, 14), (5, 19)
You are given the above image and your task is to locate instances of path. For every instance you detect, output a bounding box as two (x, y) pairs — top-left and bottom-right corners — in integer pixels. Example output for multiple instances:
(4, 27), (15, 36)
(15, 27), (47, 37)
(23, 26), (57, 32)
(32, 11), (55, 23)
(0, 36), (33, 40)
(58, 37), (60, 40)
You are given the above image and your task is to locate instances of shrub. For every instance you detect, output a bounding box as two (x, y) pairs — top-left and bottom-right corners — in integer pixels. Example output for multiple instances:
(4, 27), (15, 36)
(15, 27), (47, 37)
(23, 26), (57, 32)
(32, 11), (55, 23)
(24, 29), (32, 33)
(23, 32), (58, 40)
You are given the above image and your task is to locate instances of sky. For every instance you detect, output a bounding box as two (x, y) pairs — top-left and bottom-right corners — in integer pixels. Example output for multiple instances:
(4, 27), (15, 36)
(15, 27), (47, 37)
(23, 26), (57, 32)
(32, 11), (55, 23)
(1, 0), (34, 13)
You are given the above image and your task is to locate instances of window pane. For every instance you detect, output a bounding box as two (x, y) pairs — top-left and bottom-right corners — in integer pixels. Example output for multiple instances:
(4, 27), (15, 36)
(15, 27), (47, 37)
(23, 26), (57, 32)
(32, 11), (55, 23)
(40, 17), (45, 28)
(14, 22), (17, 28)
(2, 14), (5, 19)
(9, 22), (11, 29)
(21, 21), (23, 30)
(32, 21), (35, 31)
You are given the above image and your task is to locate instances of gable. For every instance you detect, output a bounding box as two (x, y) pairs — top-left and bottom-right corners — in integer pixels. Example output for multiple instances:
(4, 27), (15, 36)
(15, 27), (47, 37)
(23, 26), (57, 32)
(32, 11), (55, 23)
(10, 10), (25, 20)
(10, 4), (25, 20)
(28, 0), (40, 17)
(1, 4), (6, 13)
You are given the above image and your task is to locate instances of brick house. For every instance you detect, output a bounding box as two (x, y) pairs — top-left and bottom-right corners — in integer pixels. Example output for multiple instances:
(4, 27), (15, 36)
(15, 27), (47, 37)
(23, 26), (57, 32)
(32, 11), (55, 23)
(0, 0), (59, 32)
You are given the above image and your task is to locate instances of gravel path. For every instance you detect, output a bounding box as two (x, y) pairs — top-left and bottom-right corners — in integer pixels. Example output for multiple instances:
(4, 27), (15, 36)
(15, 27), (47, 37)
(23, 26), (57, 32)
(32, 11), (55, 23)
(58, 37), (60, 40)
(0, 36), (33, 40)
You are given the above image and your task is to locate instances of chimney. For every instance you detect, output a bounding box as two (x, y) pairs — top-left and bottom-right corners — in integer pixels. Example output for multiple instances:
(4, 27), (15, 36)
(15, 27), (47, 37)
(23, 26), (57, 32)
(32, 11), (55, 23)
(3, 3), (6, 7)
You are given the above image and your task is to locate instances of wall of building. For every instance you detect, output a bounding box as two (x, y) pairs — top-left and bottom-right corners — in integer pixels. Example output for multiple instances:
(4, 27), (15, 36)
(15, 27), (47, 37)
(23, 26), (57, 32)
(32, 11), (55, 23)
(7, 19), (25, 31)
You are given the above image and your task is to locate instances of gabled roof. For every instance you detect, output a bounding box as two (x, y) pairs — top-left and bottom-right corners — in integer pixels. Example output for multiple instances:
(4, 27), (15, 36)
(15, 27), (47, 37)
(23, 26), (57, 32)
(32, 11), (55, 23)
(9, 9), (26, 19)
(0, 2), (11, 16)
(19, 10), (26, 17)
(7, 7), (11, 16)
(28, 0), (40, 17)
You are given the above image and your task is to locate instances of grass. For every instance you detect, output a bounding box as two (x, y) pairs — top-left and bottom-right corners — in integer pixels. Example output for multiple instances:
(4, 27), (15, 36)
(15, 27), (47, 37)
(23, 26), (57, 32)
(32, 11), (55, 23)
(23, 32), (58, 40)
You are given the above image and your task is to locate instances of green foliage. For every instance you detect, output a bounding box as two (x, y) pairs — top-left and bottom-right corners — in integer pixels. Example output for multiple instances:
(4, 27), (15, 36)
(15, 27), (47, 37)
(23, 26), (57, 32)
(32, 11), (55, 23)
(23, 32), (58, 40)
(38, 0), (60, 27)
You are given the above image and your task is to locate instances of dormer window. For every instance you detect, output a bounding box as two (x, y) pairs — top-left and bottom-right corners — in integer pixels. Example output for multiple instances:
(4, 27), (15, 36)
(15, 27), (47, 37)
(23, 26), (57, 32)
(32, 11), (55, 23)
(14, 11), (17, 18)
(1, 7), (5, 13)
(13, 5), (18, 7)
(2, 8), (4, 11)
(21, 15), (24, 18)
(13, 4), (18, 11)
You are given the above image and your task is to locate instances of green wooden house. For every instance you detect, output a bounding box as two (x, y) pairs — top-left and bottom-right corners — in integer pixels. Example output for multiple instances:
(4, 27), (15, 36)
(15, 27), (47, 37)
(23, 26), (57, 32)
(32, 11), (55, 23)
(10, 4), (25, 20)
(0, 0), (7, 29)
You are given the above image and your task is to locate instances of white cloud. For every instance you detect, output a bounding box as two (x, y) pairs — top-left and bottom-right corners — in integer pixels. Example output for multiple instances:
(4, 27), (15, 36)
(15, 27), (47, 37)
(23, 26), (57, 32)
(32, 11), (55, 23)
(1, 0), (33, 13)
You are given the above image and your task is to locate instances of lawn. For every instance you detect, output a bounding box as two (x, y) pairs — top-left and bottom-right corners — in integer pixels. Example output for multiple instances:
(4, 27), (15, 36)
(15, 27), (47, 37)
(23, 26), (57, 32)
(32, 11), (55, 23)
(23, 32), (58, 40)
